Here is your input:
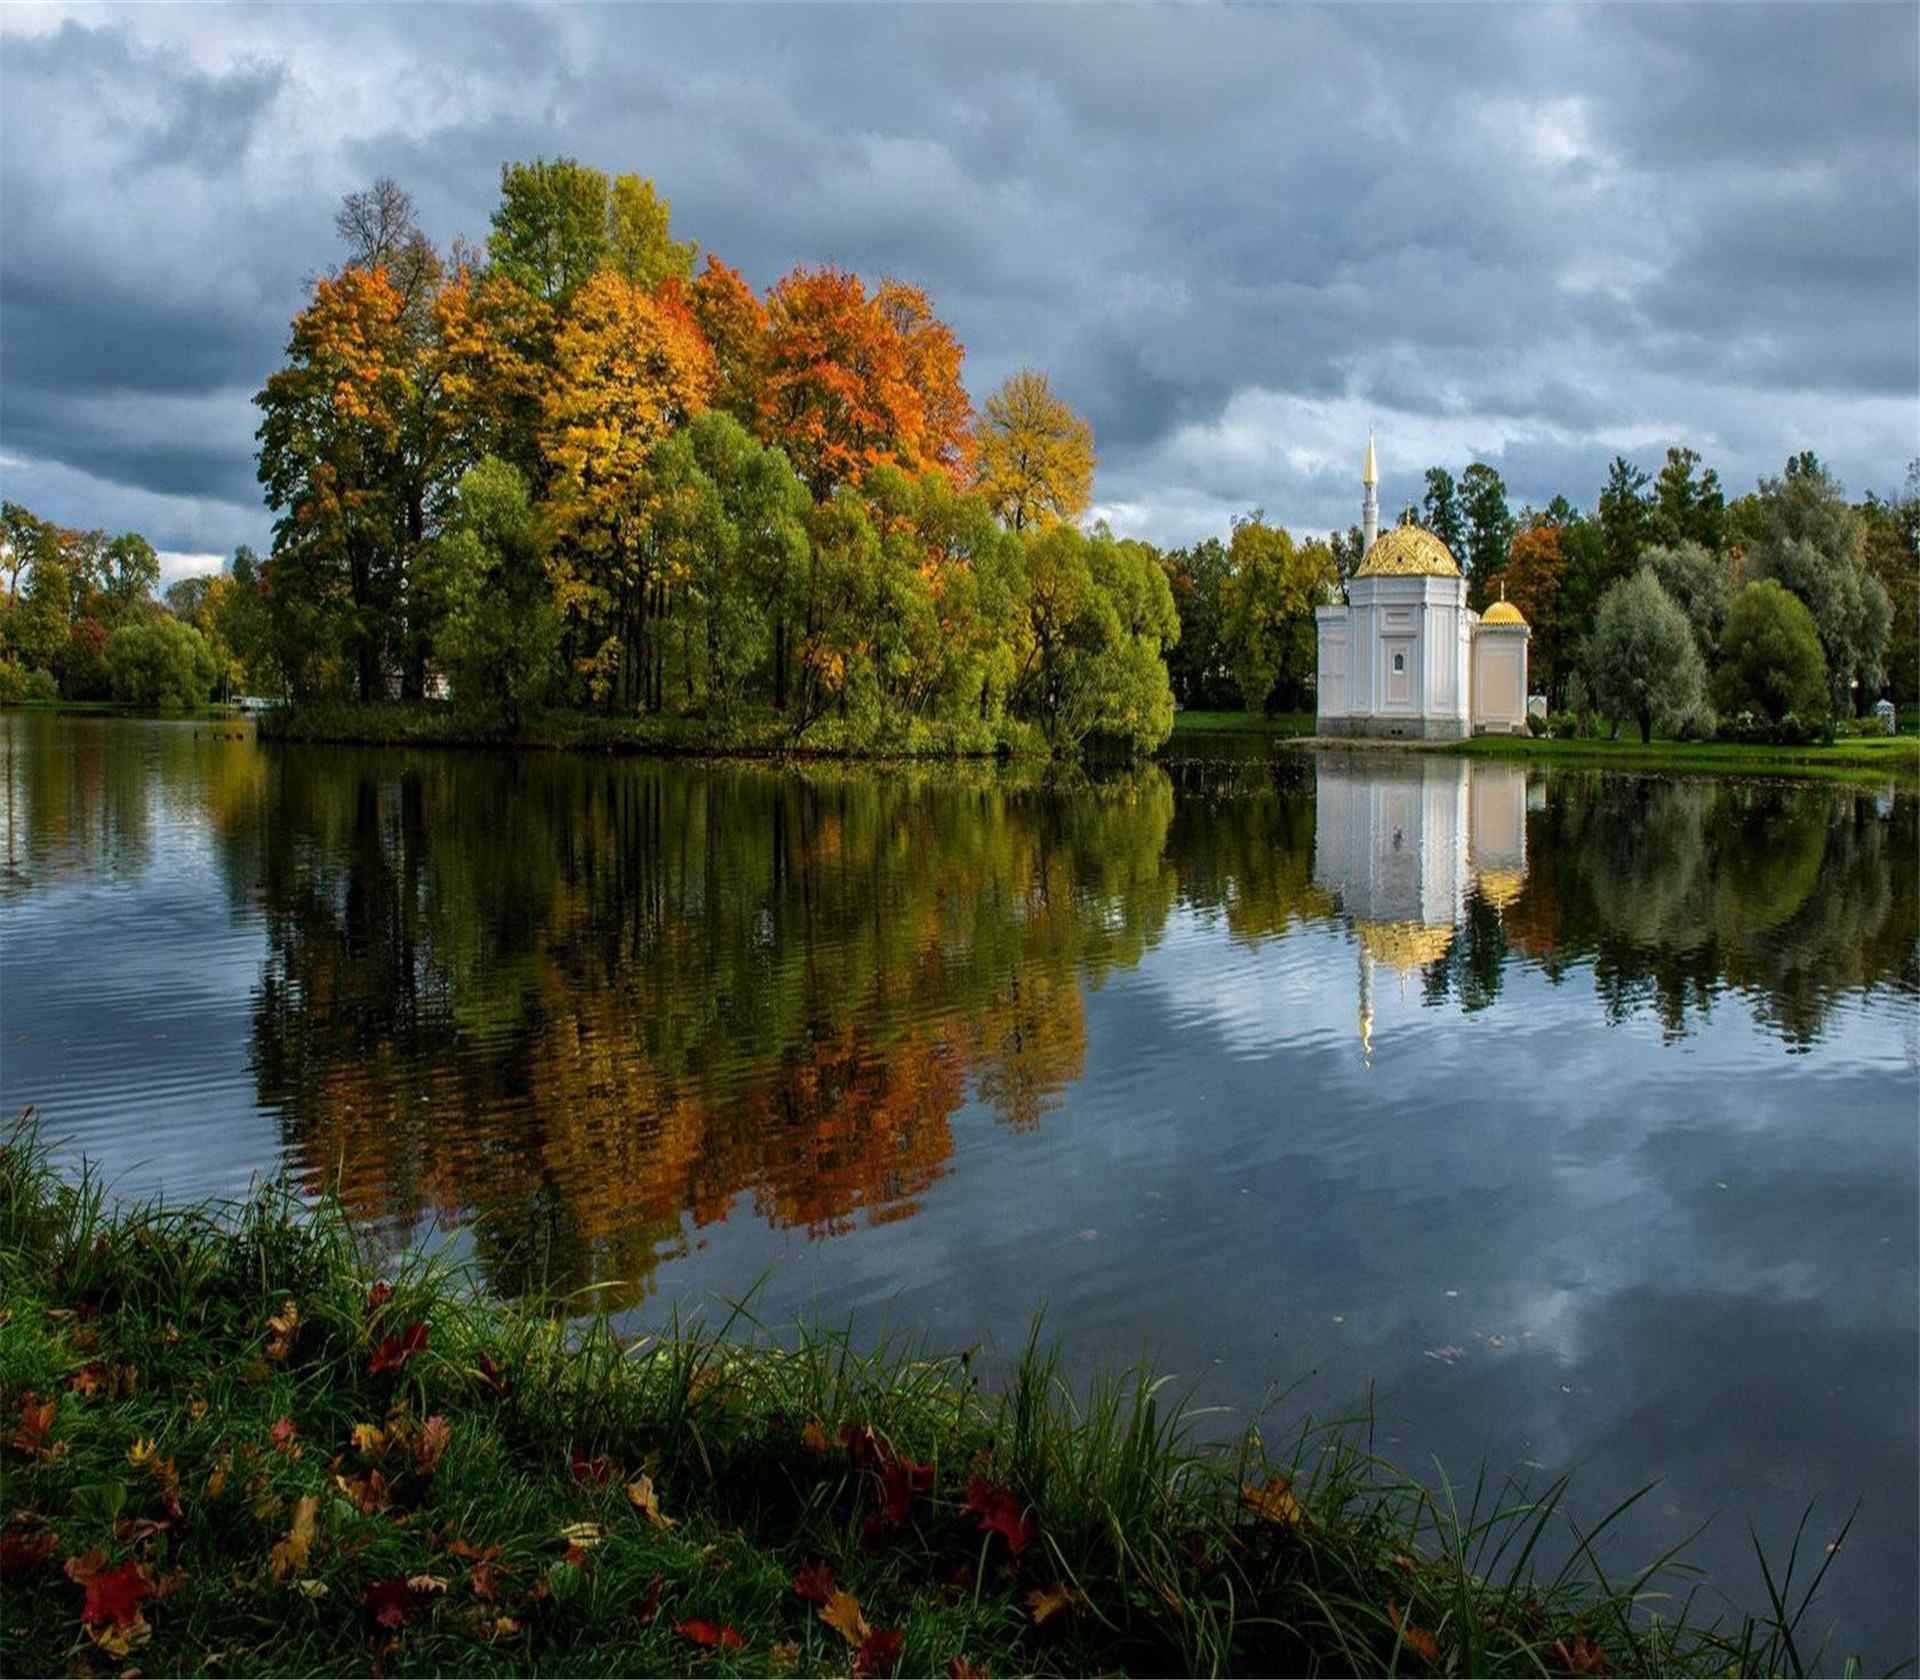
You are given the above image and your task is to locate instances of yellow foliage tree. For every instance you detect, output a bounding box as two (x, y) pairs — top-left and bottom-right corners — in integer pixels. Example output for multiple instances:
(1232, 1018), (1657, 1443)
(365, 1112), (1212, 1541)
(974, 369), (1096, 533)
(542, 270), (716, 710)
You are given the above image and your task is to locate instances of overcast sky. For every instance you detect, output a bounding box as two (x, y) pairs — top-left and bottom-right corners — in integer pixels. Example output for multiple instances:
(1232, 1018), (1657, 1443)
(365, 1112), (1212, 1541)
(2, 3), (1915, 584)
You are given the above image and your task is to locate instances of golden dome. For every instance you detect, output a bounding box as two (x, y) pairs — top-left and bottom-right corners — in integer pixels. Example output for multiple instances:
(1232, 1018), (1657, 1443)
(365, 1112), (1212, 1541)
(1482, 599), (1528, 626)
(1475, 868), (1525, 910)
(1353, 525), (1462, 579)
(1357, 920), (1456, 973)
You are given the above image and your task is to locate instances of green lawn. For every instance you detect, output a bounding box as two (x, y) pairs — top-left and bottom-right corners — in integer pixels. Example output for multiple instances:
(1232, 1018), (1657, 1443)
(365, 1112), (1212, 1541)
(1168, 710), (1317, 737)
(1442, 731), (1920, 782)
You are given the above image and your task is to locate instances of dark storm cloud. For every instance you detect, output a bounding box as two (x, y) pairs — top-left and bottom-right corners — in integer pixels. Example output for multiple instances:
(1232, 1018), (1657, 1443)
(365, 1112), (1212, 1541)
(1, 2), (1913, 555)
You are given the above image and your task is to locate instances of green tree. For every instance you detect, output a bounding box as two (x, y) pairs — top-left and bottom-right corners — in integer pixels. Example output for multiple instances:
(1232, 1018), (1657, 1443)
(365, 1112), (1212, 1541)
(1219, 515), (1334, 713)
(1745, 453), (1890, 713)
(486, 157), (610, 305)
(97, 533), (161, 620)
(1712, 579), (1829, 723)
(427, 458), (560, 727)
(1650, 446), (1725, 552)
(12, 556), (71, 674)
(1859, 461), (1919, 702)
(1160, 537), (1233, 709)
(1585, 568), (1708, 743)
(1459, 462), (1514, 606)
(1641, 539), (1731, 662)
(607, 174), (697, 289)
(1421, 467), (1465, 558)
(1596, 455), (1654, 586)
(102, 617), (220, 708)
(2, 501), (60, 605)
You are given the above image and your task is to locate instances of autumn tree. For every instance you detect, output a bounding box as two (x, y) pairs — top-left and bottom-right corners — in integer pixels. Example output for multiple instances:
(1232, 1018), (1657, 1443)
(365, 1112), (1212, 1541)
(333, 176), (443, 326)
(542, 270), (716, 710)
(685, 256), (767, 423)
(974, 368), (1095, 532)
(608, 174), (698, 289)
(1859, 461), (1919, 702)
(1501, 521), (1567, 700)
(255, 267), (417, 701)
(876, 280), (973, 487)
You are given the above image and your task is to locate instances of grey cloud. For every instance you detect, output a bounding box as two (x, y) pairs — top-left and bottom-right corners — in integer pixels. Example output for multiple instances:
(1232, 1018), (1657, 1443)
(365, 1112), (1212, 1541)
(1, 3), (1914, 556)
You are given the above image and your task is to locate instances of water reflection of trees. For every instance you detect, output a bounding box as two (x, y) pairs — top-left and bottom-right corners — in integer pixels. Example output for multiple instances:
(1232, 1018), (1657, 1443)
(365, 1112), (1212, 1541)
(1500, 776), (1916, 1048)
(234, 752), (1175, 1304)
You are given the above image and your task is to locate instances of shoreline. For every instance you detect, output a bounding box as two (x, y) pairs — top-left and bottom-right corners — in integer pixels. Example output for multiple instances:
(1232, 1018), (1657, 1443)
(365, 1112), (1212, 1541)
(0, 1123), (1864, 1677)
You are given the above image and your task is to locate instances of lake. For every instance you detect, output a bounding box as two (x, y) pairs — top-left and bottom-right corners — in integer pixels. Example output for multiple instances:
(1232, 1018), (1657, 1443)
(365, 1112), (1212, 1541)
(3, 712), (1915, 1668)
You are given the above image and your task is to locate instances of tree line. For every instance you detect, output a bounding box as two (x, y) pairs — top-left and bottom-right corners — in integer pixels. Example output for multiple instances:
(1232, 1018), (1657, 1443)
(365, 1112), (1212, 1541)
(1162, 449), (1917, 730)
(2, 161), (1913, 739)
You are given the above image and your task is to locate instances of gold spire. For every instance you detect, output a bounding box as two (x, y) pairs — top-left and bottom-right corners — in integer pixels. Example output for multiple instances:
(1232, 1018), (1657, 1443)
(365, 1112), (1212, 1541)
(1363, 430), (1378, 486)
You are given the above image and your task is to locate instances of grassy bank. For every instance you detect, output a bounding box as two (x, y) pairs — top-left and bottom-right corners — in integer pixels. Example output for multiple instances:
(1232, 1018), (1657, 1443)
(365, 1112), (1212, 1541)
(255, 703), (1049, 761)
(0, 1125), (1859, 1678)
(1438, 732), (1920, 782)
(1169, 710), (1317, 739)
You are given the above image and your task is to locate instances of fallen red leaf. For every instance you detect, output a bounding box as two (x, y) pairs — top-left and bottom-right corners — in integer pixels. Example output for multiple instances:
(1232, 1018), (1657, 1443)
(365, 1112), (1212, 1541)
(10, 1393), (56, 1456)
(876, 1451), (934, 1528)
(964, 1476), (1035, 1556)
(839, 1421), (882, 1470)
(364, 1577), (414, 1629)
(855, 1626), (906, 1677)
(81, 1561), (152, 1628)
(1388, 1599), (1439, 1664)
(1552, 1633), (1612, 1676)
(947, 1657), (989, 1679)
(791, 1558), (836, 1605)
(368, 1321), (429, 1376)
(472, 1349), (512, 1397)
(414, 1414), (451, 1474)
(569, 1447), (614, 1486)
(676, 1618), (744, 1650)
(364, 1281), (394, 1318)
(632, 1572), (664, 1626)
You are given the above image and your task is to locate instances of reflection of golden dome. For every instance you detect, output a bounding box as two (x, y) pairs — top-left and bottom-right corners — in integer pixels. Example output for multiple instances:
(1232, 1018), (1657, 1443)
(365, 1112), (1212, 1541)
(1357, 920), (1456, 972)
(1476, 868), (1525, 910)
(1482, 599), (1528, 626)
(1354, 525), (1462, 579)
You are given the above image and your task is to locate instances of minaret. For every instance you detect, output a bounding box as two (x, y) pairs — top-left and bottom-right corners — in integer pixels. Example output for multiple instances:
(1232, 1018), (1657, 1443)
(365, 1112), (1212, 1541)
(1362, 430), (1379, 557)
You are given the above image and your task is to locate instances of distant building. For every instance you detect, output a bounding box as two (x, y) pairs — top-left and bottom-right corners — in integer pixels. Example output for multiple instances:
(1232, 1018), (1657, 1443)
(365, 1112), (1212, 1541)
(1313, 436), (1531, 738)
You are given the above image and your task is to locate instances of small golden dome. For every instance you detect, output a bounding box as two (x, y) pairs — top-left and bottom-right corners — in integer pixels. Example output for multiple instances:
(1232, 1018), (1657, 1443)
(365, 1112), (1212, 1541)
(1482, 599), (1528, 626)
(1476, 868), (1525, 910)
(1357, 920), (1456, 972)
(1353, 525), (1462, 579)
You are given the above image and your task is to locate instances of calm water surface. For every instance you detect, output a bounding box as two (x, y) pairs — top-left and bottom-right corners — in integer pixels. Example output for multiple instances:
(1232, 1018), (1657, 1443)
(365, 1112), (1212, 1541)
(4, 714), (1916, 1667)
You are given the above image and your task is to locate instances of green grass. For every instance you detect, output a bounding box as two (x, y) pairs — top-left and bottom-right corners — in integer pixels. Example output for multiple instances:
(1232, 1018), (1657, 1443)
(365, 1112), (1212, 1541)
(1169, 710), (1317, 738)
(0, 1117), (1876, 1678)
(255, 702), (1051, 762)
(1437, 731), (1920, 783)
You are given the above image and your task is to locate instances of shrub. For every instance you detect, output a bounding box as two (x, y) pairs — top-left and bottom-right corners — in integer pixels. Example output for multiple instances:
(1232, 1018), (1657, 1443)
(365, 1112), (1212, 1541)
(1526, 711), (1550, 737)
(1712, 579), (1829, 725)
(0, 657), (26, 705)
(103, 617), (220, 708)
(24, 666), (59, 702)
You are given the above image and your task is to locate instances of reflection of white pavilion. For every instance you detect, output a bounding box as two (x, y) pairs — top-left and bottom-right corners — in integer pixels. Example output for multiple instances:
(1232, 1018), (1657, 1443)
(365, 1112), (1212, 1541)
(1312, 757), (1530, 1062)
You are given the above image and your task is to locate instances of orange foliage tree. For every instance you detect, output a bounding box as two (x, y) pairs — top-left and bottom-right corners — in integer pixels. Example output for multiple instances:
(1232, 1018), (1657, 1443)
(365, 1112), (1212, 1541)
(1502, 520), (1568, 701)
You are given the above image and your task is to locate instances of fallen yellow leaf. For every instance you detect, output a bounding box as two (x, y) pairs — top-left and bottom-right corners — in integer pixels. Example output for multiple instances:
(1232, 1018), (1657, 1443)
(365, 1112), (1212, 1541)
(1240, 1474), (1305, 1527)
(625, 1476), (676, 1531)
(819, 1588), (871, 1647)
(1026, 1583), (1074, 1625)
(407, 1573), (449, 1594)
(558, 1521), (606, 1549)
(351, 1423), (386, 1457)
(268, 1495), (319, 1583)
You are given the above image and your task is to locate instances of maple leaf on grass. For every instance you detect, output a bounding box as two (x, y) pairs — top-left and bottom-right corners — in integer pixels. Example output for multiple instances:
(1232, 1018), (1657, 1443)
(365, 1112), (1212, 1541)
(947, 1657), (990, 1679)
(368, 1321), (429, 1376)
(414, 1413), (451, 1474)
(79, 1558), (153, 1650)
(964, 1475), (1035, 1556)
(1552, 1632), (1612, 1676)
(632, 1571), (664, 1625)
(855, 1626), (906, 1678)
(791, 1557), (836, 1605)
(268, 1495), (320, 1583)
(0, 1522), (60, 1576)
(676, 1619), (744, 1650)
(1388, 1599), (1440, 1664)
(364, 1577), (415, 1629)
(1026, 1583), (1075, 1625)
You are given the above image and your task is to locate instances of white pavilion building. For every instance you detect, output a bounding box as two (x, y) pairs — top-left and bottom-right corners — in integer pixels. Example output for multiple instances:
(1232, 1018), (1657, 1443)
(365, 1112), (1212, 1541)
(1313, 436), (1531, 738)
